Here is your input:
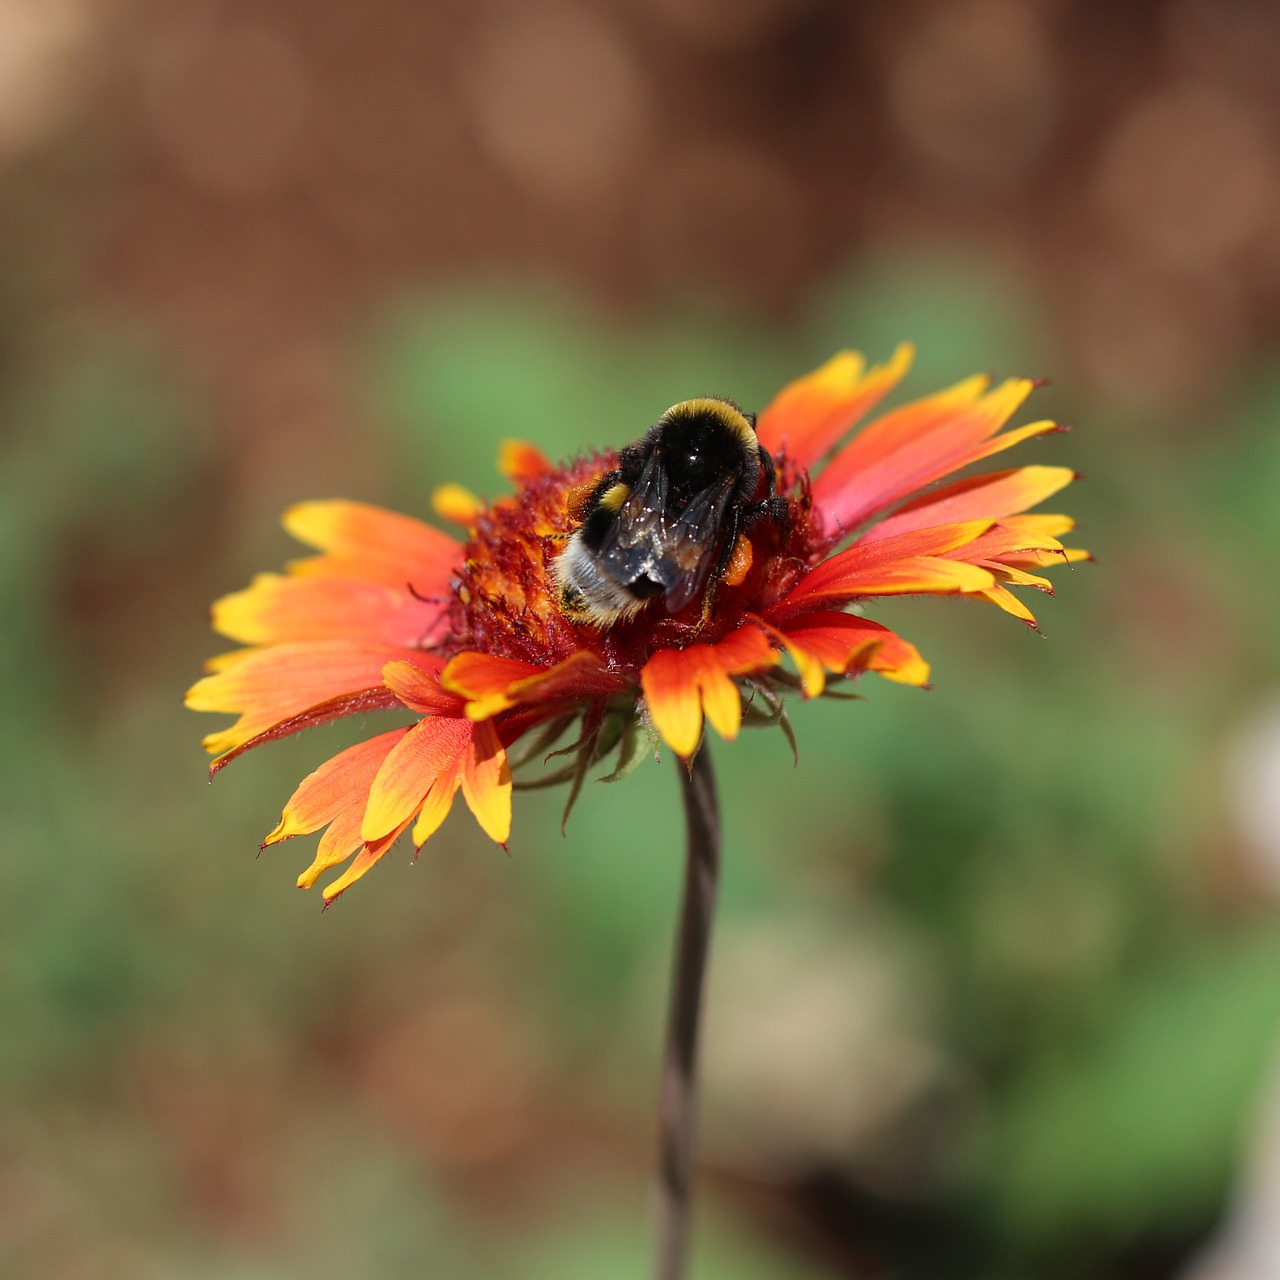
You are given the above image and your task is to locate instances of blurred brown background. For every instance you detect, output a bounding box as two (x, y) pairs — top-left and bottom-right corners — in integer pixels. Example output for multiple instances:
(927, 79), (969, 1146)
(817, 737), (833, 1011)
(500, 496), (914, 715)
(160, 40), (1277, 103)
(4, 2), (1280, 1278)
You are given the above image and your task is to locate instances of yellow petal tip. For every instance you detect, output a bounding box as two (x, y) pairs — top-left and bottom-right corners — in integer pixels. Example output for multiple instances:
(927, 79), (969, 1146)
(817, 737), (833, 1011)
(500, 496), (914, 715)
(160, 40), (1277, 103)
(497, 439), (552, 482)
(432, 483), (485, 527)
(463, 694), (511, 721)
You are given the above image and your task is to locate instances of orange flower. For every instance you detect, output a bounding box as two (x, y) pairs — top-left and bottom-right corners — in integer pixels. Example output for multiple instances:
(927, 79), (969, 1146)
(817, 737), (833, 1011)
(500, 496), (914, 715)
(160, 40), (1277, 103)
(188, 346), (1086, 902)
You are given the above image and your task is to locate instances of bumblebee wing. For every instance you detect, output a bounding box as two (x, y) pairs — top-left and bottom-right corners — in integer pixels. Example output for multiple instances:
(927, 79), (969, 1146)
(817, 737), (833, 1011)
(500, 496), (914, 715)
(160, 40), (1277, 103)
(595, 446), (670, 586)
(653, 473), (737, 613)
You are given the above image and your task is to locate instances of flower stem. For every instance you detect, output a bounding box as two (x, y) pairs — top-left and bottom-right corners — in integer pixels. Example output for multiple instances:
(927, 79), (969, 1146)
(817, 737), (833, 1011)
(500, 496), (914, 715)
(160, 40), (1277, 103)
(654, 744), (720, 1280)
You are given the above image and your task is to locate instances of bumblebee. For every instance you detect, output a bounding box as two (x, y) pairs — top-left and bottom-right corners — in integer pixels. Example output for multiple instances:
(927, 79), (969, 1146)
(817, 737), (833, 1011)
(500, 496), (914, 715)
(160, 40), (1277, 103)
(553, 397), (788, 628)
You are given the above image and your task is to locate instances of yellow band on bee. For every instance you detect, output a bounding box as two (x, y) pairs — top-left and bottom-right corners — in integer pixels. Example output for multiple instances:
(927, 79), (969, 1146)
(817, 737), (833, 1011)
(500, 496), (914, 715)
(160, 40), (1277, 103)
(599, 482), (630, 513)
(663, 398), (756, 447)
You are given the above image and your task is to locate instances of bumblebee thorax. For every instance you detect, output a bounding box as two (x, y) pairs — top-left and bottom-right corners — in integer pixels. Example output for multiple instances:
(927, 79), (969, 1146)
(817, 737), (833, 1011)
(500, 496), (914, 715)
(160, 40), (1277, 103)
(652, 398), (760, 497)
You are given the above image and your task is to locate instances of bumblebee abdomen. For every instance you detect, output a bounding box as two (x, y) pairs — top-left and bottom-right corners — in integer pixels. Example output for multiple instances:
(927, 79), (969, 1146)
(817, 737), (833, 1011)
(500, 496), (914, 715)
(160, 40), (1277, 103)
(553, 532), (649, 628)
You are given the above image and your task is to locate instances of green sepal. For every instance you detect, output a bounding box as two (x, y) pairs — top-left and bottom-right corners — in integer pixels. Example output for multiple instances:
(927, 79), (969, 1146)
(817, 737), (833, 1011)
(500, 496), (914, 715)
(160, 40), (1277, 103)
(506, 715), (575, 772)
(743, 677), (783, 720)
(819, 684), (864, 701)
(598, 714), (649, 783)
(777, 706), (798, 766)
(560, 709), (605, 834)
(511, 762), (583, 792)
(740, 679), (799, 763)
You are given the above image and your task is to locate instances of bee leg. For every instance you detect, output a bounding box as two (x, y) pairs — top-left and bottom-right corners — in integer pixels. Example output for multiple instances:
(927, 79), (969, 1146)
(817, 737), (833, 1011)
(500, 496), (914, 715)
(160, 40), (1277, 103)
(759, 444), (779, 496)
(744, 495), (790, 540)
(687, 504), (750, 635)
(695, 580), (719, 633)
(748, 447), (790, 537)
(758, 496), (791, 526)
(714, 503), (748, 580)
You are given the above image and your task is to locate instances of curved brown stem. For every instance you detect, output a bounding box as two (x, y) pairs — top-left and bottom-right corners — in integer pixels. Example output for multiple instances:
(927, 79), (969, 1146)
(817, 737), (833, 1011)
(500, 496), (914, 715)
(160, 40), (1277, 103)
(654, 744), (720, 1280)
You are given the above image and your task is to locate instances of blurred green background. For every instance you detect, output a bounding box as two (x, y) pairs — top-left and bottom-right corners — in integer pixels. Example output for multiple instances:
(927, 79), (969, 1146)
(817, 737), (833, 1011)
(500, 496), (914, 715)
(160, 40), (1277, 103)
(3, 2), (1280, 1278)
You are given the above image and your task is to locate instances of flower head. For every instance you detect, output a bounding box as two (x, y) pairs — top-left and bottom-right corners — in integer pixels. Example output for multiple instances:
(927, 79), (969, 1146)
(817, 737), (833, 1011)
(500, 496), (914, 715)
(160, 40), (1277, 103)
(188, 347), (1087, 902)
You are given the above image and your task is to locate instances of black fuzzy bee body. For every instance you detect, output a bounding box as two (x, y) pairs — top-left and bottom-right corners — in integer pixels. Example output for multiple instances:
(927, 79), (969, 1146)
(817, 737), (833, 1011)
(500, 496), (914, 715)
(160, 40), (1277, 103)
(553, 398), (788, 629)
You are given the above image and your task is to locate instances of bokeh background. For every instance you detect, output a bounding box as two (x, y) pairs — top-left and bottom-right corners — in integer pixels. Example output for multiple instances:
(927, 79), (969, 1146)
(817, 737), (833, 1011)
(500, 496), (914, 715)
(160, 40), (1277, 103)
(4, 1), (1280, 1277)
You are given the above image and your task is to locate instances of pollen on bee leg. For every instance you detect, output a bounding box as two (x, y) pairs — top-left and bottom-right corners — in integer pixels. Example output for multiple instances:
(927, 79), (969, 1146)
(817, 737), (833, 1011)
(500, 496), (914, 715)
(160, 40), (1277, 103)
(721, 535), (754, 587)
(565, 479), (600, 522)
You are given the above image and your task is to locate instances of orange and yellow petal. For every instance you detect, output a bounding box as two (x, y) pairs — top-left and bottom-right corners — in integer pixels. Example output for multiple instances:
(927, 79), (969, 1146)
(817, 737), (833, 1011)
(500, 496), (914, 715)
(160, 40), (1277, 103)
(361, 715), (474, 842)
(851, 520), (996, 562)
(818, 371), (992, 480)
(813, 376), (1060, 533)
(412, 763), (464, 847)
(265, 728), (409, 846)
(641, 625), (779, 759)
(975, 515), (1090, 577)
(185, 640), (416, 763)
(442, 649), (625, 721)
(783, 558), (995, 608)
(213, 573), (443, 647)
(999, 546), (1091, 572)
(293, 735), (418, 891)
(381, 657), (465, 716)
(756, 344), (914, 469)
(770, 612), (930, 695)
(284, 499), (460, 592)
(371, 717), (510, 850)
(977, 583), (1039, 626)
(780, 521), (996, 607)
(1008, 513), (1077, 539)
(318, 817), (415, 904)
(952, 525), (1089, 626)
(440, 653), (543, 702)
(863, 465), (1076, 544)
(942, 522), (1065, 565)
(296, 805), (370, 889)
(984, 561), (1054, 592)
(202, 647), (258, 673)
(459, 719), (512, 844)
(640, 656), (702, 760)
